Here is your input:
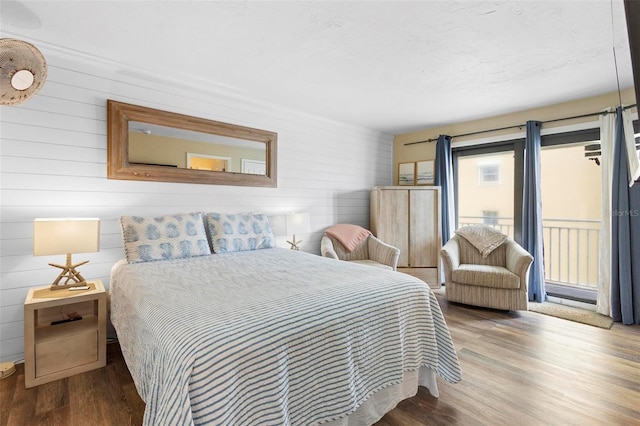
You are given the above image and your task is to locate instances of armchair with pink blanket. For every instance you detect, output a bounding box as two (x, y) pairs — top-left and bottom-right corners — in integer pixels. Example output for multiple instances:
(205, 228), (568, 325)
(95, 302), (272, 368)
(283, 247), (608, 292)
(320, 224), (400, 271)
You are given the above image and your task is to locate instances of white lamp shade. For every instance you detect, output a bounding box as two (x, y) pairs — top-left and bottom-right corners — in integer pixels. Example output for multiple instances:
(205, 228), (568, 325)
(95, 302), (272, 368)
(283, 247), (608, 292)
(285, 213), (311, 235)
(33, 218), (100, 256)
(268, 215), (287, 237)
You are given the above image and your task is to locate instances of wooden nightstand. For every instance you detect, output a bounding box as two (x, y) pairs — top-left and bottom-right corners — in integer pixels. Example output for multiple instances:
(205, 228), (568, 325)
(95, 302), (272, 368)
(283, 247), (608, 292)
(23, 279), (107, 388)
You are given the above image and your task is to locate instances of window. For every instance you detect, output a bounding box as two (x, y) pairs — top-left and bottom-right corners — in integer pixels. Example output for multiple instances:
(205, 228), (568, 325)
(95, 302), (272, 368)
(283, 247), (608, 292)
(478, 162), (500, 185)
(482, 210), (499, 226)
(454, 146), (520, 241)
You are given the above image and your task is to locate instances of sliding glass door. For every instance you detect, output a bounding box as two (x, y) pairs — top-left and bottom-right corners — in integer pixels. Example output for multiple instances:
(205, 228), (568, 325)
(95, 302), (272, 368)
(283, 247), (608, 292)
(454, 129), (604, 302)
(537, 129), (602, 302)
(453, 124), (638, 303)
(540, 142), (601, 297)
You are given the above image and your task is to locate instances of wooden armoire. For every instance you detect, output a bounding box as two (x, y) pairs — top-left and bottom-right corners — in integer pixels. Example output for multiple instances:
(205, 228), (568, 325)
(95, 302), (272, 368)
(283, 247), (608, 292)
(370, 186), (442, 288)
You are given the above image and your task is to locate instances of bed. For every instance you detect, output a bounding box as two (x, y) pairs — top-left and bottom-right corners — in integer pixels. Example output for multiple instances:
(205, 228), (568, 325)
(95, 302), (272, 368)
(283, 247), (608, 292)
(109, 212), (462, 425)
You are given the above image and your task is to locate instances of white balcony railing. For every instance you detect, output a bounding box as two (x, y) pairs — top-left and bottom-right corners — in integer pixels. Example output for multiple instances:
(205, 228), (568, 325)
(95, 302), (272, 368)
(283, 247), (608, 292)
(458, 216), (600, 289)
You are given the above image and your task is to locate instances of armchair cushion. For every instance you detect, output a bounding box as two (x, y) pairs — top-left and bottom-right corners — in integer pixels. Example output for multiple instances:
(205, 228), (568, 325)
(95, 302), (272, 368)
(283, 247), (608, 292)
(452, 264), (520, 289)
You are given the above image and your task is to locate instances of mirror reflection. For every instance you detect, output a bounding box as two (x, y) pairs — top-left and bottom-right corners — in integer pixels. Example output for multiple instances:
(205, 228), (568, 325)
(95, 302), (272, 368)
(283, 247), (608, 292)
(128, 121), (267, 174)
(107, 100), (277, 187)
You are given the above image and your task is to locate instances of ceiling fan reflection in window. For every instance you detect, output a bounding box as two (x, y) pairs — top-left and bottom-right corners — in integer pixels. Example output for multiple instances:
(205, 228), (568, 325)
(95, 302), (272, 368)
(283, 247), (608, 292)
(584, 132), (640, 167)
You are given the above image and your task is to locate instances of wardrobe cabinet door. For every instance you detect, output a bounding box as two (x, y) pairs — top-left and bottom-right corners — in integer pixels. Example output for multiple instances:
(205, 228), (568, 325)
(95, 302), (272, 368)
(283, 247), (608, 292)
(375, 189), (409, 267)
(409, 188), (440, 268)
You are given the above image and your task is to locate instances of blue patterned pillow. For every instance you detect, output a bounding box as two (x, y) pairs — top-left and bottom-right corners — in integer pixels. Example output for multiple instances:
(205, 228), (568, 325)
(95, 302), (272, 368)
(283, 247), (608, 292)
(120, 212), (211, 263)
(205, 212), (276, 253)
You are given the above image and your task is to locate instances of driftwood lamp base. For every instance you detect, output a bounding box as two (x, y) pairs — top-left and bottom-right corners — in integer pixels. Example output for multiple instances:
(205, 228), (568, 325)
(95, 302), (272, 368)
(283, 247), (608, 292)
(49, 253), (90, 290)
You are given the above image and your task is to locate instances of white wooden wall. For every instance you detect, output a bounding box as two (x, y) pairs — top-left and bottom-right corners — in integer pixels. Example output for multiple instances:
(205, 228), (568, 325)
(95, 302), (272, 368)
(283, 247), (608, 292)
(0, 50), (393, 363)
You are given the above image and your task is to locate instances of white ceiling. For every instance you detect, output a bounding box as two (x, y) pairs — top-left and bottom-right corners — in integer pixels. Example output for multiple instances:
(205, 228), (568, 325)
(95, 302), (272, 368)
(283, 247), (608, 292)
(1, 1), (634, 135)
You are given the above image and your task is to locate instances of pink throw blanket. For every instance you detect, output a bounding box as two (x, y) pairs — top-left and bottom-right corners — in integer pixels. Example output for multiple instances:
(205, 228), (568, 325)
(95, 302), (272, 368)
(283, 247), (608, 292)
(325, 224), (372, 253)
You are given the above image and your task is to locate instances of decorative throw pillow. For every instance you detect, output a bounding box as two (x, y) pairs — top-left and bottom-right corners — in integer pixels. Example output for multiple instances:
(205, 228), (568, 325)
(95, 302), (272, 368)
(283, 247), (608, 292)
(120, 212), (211, 263)
(205, 212), (276, 253)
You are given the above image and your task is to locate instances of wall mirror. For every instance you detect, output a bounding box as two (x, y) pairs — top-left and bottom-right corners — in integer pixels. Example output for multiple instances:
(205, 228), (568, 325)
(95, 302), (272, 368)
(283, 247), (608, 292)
(107, 100), (277, 187)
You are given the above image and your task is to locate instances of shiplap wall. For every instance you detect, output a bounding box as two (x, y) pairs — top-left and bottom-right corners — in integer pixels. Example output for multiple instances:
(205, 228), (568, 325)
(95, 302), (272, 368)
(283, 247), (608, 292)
(0, 50), (393, 363)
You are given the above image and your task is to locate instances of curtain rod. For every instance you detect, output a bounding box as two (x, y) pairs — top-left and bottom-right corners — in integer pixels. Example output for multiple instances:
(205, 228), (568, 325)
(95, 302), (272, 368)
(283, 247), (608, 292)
(403, 103), (638, 146)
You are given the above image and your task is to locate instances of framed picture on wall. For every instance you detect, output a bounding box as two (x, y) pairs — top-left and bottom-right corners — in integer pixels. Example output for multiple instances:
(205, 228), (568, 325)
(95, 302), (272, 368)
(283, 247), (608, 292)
(416, 160), (435, 185)
(398, 162), (415, 185)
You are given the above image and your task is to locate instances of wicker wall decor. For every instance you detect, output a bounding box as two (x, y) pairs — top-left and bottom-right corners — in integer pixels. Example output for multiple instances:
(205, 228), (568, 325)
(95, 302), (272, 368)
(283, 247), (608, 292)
(0, 38), (47, 105)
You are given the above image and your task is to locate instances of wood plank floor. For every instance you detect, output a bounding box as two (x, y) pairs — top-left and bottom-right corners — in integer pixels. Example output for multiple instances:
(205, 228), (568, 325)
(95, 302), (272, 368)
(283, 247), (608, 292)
(2, 288), (639, 426)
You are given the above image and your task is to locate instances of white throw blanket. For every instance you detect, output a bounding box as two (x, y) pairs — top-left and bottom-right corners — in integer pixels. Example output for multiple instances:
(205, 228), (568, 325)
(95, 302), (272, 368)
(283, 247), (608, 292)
(455, 225), (507, 258)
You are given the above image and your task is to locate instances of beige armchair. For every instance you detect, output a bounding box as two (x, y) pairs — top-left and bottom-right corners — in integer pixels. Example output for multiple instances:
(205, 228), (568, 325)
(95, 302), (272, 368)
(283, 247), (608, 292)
(321, 234), (400, 271)
(440, 234), (533, 311)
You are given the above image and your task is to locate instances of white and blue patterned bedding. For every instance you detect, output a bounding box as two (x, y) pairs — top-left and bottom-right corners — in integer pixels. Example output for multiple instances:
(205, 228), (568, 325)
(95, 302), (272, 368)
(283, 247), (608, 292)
(109, 248), (461, 426)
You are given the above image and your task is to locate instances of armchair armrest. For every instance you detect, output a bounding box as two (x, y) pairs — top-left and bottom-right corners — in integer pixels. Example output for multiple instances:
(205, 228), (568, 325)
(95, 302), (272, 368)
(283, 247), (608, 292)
(440, 237), (460, 283)
(321, 235), (339, 260)
(367, 236), (400, 270)
(504, 239), (534, 278)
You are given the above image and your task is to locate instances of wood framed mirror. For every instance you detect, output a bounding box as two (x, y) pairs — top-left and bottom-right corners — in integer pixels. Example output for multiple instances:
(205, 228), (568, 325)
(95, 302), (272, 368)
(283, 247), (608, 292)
(107, 100), (277, 187)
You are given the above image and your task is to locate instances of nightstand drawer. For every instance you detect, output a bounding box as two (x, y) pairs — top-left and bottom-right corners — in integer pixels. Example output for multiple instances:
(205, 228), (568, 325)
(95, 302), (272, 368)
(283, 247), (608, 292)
(35, 328), (98, 377)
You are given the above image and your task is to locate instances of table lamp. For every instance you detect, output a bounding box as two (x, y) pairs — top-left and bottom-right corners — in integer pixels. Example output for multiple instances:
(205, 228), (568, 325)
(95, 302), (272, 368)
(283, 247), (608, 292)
(33, 218), (100, 290)
(285, 212), (310, 250)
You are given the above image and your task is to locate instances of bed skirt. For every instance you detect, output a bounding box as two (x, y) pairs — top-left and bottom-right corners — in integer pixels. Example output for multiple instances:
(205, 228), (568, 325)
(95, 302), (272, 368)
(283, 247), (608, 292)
(324, 366), (438, 426)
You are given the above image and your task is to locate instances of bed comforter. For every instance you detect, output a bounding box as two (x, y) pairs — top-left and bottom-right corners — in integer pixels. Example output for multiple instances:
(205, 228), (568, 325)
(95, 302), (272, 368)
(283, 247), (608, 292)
(110, 248), (461, 425)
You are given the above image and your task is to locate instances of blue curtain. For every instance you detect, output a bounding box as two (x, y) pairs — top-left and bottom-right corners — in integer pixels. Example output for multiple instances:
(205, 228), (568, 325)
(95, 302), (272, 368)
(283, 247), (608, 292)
(611, 107), (640, 325)
(434, 135), (454, 244)
(522, 121), (546, 302)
